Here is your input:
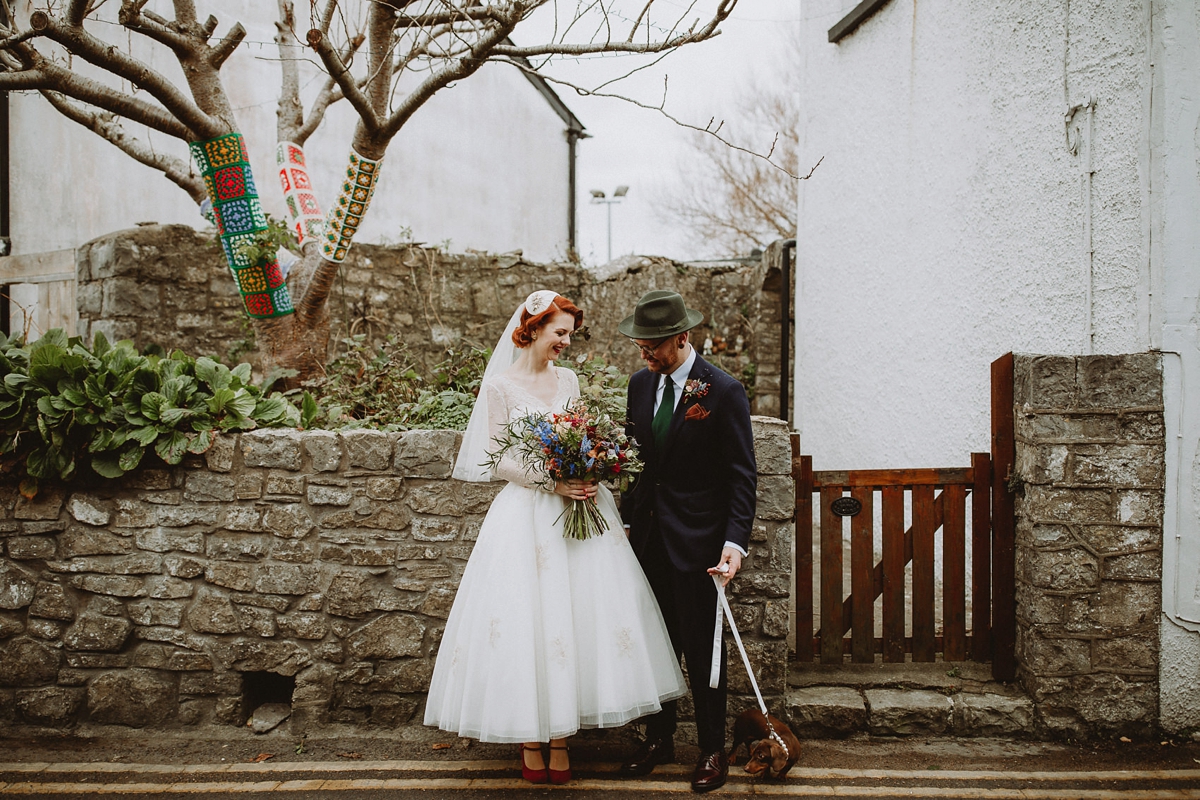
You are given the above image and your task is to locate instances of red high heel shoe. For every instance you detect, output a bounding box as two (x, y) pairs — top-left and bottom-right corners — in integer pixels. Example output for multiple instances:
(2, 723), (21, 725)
(521, 743), (548, 784)
(548, 744), (571, 785)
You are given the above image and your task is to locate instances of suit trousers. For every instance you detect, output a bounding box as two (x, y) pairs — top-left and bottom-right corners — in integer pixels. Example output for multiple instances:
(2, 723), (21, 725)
(640, 524), (728, 753)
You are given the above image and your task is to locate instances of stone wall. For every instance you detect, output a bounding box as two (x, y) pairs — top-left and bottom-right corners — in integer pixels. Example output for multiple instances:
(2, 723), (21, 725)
(1011, 353), (1164, 738)
(0, 418), (794, 735)
(74, 225), (790, 416)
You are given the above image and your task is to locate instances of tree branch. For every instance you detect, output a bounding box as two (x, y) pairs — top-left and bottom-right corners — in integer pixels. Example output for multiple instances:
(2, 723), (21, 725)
(319, 0), (338, 35)
(0, 27), (38, 50)
(276, 0), (303, 142)
(625, 0), (658, 43)
(364, 1), (396, 116)
(208, 21), (245, 68)
(500, 59), (811, 179)
(1, 47), (193, 139)
(66, 0), (90, 27)
(296, 33), (364, 142)
(29, 10), (219, 138)
(306, 27), (381, 134)
(41, 90), (207, 203)
(172, 0), (197, 26)
(379, 15), (517, 141)
(118, 3), (194, 54)
(394, 6), (506, 27)
(492, 0), (737, 57)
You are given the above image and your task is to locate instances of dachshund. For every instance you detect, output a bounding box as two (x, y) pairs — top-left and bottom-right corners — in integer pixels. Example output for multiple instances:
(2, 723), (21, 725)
(728, 709), (801, 779)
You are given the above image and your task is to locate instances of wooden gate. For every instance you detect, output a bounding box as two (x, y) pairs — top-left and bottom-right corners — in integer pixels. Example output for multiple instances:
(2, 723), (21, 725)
(793, 354), (1016, 681)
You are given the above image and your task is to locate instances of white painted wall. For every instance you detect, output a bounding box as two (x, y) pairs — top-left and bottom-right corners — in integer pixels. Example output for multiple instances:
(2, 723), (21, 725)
(796, 0), (1148, 471)
(796, 0), (1200, 731)
(7, 1), (573, 262)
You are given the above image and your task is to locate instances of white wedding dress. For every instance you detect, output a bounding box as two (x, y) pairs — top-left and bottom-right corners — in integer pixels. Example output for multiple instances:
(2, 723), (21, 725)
(424, 366), (686, 743)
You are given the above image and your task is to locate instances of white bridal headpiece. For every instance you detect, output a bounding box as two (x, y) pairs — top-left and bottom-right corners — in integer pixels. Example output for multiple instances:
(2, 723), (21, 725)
(452, 291), (560, 482)
(524, 289), (557, 316)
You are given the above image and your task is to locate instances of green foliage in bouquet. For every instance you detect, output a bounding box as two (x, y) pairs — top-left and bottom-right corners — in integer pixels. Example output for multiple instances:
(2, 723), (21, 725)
(0, 329), (299, 496)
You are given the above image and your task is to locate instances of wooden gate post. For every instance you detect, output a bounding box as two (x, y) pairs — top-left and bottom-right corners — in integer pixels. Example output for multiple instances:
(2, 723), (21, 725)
(990, 353), (1017, 682)
(793, 437), (813, 662)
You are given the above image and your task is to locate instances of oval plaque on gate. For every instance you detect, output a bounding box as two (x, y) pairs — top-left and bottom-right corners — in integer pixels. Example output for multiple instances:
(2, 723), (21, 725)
(830, 497), (862, 517)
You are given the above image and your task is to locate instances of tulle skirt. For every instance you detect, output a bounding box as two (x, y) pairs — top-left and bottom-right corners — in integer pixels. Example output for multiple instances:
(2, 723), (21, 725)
(424, 483), (687, 743)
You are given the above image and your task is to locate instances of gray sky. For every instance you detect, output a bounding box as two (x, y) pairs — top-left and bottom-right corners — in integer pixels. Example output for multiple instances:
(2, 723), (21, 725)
(530, 0), (801, 264)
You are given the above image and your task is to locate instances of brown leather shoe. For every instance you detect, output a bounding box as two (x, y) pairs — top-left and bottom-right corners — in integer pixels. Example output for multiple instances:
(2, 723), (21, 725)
(690, 750), (728, 793)
(618, 736), (675, 777)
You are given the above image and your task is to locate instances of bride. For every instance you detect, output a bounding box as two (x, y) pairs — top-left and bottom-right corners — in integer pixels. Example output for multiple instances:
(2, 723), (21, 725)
(424, 290), (686, 784)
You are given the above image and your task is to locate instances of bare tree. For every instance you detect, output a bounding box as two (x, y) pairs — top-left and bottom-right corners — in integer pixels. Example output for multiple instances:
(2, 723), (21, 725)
(0, 0), (739, 380)
(656, 76), (802, 258)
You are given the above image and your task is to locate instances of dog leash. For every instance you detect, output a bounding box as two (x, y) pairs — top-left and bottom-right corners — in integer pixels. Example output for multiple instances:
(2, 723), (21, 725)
(709, 575), (791, 759)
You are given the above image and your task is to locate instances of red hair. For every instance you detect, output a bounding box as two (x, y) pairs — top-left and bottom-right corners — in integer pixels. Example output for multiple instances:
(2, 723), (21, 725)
(512, 295), (584, 348)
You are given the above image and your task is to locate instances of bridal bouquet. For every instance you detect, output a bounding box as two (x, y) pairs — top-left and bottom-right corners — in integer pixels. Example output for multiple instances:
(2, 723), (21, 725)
(485, 397), (643, 540)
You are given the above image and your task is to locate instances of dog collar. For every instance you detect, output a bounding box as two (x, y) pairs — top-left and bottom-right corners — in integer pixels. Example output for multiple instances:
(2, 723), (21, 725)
(766, 723), (790, 760)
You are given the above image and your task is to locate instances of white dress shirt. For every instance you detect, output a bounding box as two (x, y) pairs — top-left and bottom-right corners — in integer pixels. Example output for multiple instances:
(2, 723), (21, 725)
(653, 345), (697, 416)
(642, 345), (747, 559)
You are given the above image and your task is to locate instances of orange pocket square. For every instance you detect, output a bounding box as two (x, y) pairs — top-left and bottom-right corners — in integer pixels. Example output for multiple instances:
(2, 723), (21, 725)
(684, 404), (711, 421)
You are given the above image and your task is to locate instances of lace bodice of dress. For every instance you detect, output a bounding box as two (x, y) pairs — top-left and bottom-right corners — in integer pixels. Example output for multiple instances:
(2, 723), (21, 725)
(485, 366), (581, 488)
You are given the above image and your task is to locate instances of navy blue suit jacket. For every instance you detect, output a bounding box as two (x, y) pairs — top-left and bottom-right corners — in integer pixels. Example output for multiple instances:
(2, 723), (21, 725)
(621, 354), (757, 573)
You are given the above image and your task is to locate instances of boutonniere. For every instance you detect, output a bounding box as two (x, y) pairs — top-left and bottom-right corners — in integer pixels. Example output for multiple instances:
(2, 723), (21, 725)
(682, 379), (710, 404)
(685, 404), (711, 421)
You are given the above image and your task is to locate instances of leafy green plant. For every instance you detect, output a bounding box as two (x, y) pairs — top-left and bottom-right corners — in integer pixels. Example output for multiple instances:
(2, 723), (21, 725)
(399, 347), (488, 431)
(300, 337), (487, 432)
(568, 355), (629, 419)
(232, 214), (299, 269)
(0, 329), (298, 496)
(301, 335), (422, 429)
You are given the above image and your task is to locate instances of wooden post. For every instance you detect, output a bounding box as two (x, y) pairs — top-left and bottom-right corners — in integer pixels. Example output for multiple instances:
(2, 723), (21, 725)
(880, 485), (905, 663)
(793, 443), (813, 662)
(850, 486), (874, 663)
(942, 484), (967, 661)
(911, 485), (936, 662)
(970, 452), (992, 662)
(820, 486), (844, 664)
(990, 353), (1017, 682)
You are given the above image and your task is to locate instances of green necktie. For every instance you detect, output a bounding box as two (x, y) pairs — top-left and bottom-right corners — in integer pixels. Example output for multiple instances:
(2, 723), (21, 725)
(652, 376), (675, 450)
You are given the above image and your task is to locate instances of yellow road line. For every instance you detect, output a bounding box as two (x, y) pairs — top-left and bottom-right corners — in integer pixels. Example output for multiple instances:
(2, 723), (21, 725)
(1, 761), (1197, 783)
(1, 778), (1199, 797)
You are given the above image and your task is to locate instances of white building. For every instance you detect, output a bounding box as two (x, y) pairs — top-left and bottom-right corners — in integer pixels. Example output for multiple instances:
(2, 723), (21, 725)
(1, 1), (583, 335)
(795, 0), (1200, 731)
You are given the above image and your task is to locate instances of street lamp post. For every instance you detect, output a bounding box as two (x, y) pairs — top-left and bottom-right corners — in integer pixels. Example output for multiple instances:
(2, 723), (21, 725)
(589, 185), (629, 262)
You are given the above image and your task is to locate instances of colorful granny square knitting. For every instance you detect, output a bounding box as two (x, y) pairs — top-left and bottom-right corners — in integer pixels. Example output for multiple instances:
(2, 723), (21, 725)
(244, 292), (276, 317)
(320, 148), (383, 264)
(221, 232), (257, 270)
(276, 141), (325, 247)
(235, 265), (270, 294)
(192, 132), (294, 319)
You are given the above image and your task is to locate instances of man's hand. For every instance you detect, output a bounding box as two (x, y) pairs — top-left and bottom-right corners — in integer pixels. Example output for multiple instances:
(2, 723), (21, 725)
(707, 547), (743, 588)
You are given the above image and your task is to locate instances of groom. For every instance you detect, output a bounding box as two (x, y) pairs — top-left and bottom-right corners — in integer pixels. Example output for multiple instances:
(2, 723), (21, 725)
(618, 290), (757, 793)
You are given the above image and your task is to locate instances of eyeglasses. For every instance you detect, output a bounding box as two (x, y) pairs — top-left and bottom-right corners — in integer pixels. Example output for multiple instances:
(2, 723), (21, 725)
(632, 337), (671, 357)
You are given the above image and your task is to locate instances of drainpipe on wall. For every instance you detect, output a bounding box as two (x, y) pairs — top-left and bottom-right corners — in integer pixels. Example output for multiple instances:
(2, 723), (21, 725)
(0, 17), (11, 335)
(567, 127), (583, 255)
(1066, 98), (1097, 354)
(780, 239), (796, 425)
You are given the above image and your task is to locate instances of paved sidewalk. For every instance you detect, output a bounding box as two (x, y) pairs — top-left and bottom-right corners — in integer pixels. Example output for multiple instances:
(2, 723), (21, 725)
(1, 730), (1198, 798)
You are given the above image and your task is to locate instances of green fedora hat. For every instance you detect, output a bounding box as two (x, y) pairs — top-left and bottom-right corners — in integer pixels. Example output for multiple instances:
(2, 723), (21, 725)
(618, 289), (704, 338)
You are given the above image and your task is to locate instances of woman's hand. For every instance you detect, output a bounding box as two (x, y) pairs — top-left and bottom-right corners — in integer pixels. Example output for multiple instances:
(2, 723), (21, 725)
(554, 479), (598, 500)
